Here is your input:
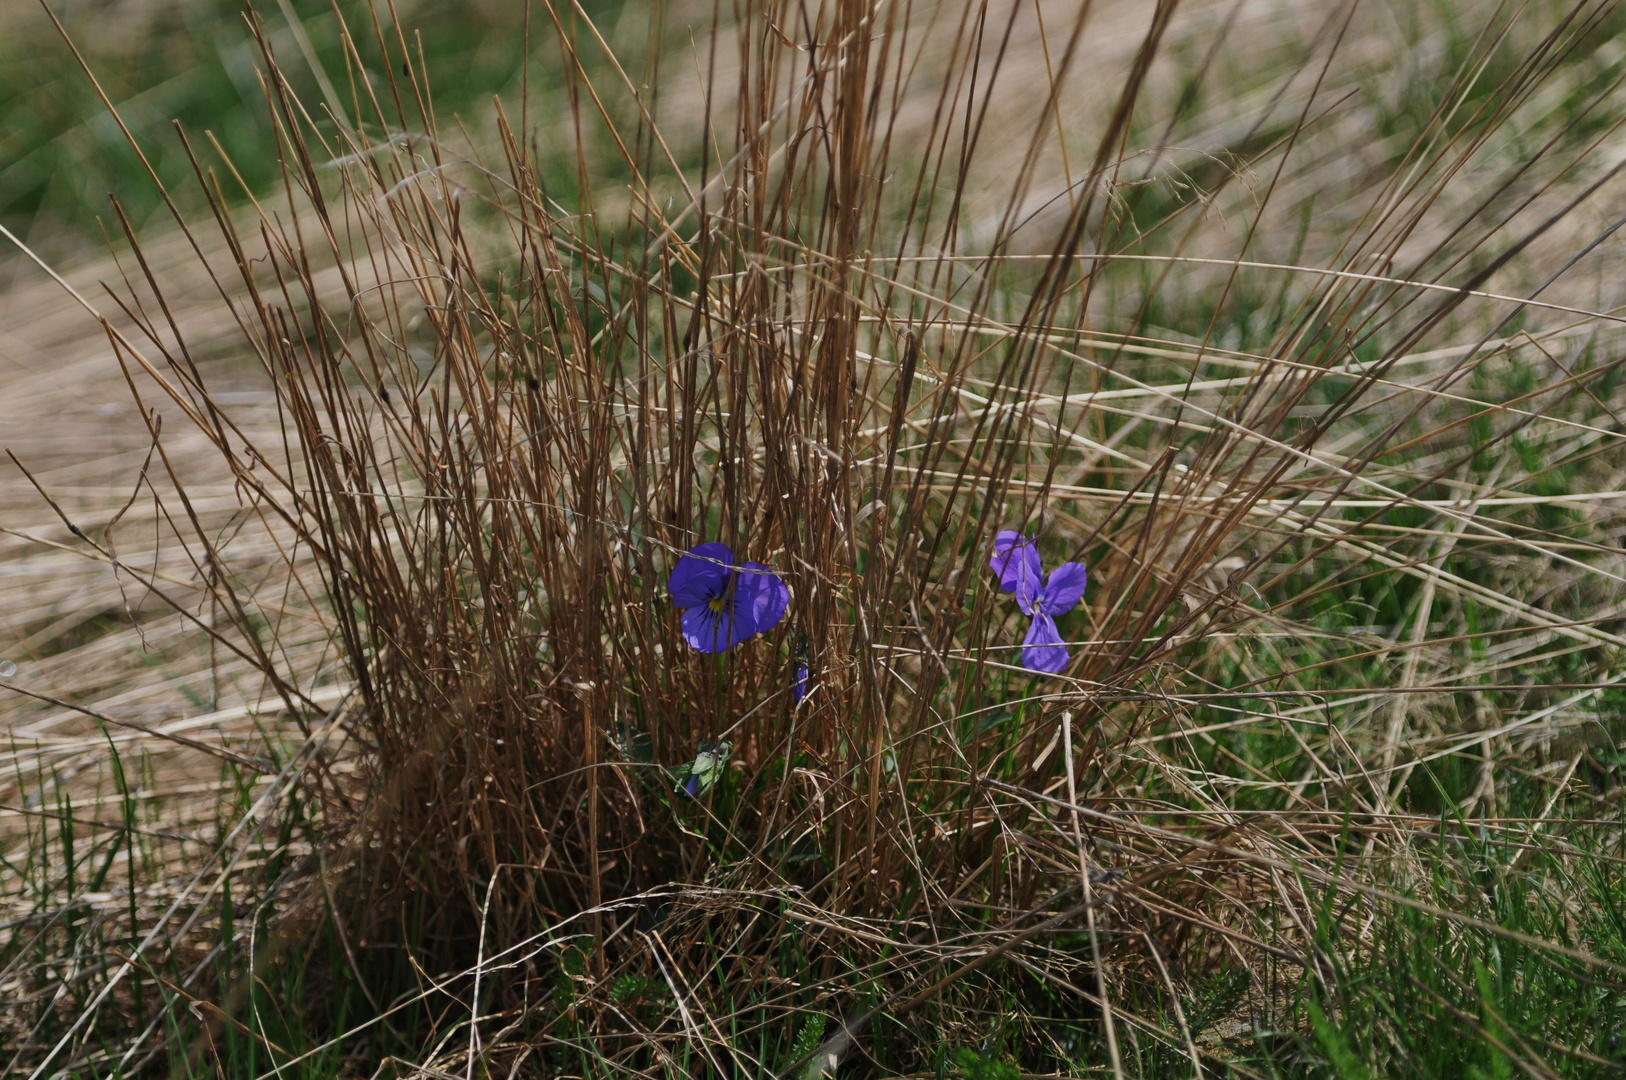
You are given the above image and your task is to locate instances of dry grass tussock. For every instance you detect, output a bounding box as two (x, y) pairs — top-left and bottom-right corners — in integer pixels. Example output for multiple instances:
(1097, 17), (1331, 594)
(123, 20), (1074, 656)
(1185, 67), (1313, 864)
(3, 0), (1626, 1076)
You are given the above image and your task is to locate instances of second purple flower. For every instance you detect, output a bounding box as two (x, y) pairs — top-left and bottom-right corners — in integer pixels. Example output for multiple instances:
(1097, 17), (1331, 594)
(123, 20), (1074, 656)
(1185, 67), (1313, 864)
(990, 530), (1087, 673)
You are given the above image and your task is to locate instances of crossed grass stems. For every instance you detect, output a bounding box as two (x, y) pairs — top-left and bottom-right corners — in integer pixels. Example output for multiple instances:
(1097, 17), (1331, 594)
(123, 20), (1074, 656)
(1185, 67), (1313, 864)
(2, 0), (1626, 1076)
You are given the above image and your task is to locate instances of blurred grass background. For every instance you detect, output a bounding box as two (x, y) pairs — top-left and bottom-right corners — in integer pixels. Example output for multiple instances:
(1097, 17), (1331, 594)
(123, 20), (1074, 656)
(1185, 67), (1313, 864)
(0, 0), (558, 259)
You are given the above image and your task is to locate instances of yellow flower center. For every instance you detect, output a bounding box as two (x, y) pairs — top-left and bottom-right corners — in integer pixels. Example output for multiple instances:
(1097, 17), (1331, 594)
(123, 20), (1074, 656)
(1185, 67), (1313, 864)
(708, 596), (726, 612)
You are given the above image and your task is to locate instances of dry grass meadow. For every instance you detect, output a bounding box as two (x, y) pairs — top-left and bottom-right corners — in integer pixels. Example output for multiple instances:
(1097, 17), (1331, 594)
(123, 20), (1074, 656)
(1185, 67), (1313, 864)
(2, 0), (1626, 1077)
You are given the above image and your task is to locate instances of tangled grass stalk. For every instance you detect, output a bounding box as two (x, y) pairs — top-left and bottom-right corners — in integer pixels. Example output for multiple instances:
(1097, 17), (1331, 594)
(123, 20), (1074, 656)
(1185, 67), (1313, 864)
(3, 1), (1626, 1077)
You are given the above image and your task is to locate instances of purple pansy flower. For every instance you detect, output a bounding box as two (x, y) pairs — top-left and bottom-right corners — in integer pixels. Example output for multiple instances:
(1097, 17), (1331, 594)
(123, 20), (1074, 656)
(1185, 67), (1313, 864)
(990, 530), (1087, 673)
(668, 542), (790, 652)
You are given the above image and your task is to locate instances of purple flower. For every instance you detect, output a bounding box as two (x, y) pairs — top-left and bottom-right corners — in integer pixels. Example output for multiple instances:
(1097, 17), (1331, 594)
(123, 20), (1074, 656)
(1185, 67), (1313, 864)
(990, 531), (1087, 673)
(668, 542), (790, 652)
(792, 632), (810, 704)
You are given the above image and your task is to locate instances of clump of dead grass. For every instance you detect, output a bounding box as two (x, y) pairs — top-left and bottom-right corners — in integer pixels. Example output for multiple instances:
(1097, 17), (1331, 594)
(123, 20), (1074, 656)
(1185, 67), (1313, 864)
(5, 1), (1626, 1077)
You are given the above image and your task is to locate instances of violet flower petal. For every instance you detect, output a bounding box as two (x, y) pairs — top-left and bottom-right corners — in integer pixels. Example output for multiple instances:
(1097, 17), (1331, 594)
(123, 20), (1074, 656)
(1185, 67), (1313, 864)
(1039, 562), (1088, 616)
(718, 574), (765, 649)
(682, 599), (757, 652)
(1021, 612), (1069, 673)
(680, 604), (729, 653)
(669, 542), (733, 608)
(737, 562), (790, 636)
(990, 531), (1043, 611)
